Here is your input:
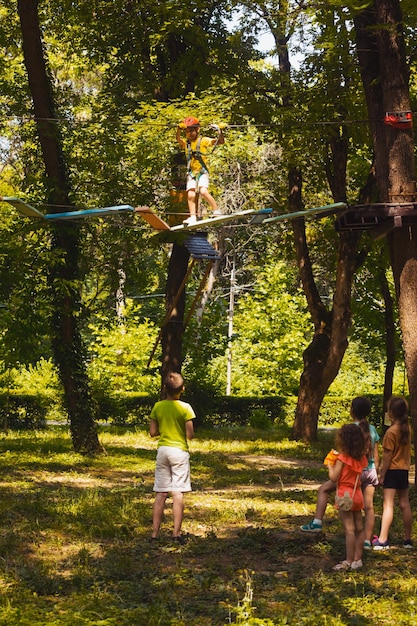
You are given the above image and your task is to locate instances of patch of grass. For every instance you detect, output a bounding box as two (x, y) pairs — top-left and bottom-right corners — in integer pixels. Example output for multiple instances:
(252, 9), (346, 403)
(0, 425), (416, 624)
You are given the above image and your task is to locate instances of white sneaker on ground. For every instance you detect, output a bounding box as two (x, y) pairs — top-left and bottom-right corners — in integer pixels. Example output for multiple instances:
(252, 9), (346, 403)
(350, 559), (363, 570)
(183, 215), (197, 225)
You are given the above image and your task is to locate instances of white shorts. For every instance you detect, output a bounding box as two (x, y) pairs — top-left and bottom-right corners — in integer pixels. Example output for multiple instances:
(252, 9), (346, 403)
(153, 446), (192, 493)
(186, 173), (209, 191)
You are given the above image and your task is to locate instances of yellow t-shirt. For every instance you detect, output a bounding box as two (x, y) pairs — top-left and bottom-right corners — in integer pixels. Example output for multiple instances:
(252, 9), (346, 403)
(150, 399), (195, 452)
(186, 136), (215, 174)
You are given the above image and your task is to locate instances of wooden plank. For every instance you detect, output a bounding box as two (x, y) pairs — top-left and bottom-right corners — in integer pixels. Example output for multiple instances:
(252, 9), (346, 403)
(170, 209), (258, 232)
(135, 206), (170, 230)
(1, 197), (136, 221)
(44, 205), (135, 220)
(0, 196), (45, 218)
(263, 202), (347, 224)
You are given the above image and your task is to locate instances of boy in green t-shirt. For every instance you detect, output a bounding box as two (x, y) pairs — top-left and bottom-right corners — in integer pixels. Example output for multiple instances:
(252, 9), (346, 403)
(150, 372), (195, 543)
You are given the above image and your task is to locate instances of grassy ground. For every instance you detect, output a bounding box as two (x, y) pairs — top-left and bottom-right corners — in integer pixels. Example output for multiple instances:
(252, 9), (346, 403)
(0, 424), (416, 625)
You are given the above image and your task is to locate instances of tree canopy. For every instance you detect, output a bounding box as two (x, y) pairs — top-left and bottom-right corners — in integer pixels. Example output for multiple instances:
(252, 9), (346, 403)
(0, 0), (416, 446)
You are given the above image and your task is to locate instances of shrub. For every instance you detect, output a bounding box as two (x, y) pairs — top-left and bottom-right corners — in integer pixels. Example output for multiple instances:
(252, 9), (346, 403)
(248, 408), (272, 430)
(0, 393), (48, 430)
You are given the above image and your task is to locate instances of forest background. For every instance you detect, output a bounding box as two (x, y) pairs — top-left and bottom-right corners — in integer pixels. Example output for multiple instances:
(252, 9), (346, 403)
(0, 0), (416, 445)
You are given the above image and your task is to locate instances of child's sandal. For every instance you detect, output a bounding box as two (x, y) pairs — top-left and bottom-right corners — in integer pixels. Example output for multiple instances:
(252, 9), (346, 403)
(332, 560), (351, 571)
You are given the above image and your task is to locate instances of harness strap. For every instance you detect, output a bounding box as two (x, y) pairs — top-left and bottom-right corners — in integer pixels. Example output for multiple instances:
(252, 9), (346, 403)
(186, 137), (209, 178)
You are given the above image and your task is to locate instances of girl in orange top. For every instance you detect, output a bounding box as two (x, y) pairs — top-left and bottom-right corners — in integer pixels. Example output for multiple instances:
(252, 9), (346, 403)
(328, 423), (368, 570)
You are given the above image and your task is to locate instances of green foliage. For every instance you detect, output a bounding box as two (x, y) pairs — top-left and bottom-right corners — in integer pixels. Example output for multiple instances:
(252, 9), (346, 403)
(0, 359), (65, 425)
(230, 259), (310, 396)
(249, 408), (272, 430)
(327, 342), (387, 399)
(318, 394), (385, 430)
(0, 392), (48, 429)
(95, 393), (156, 426)
(87, 304), (160, 396)
(0, 357), (60, 395)
(0, 0), (414, 442)
(230, 570), (275, 625)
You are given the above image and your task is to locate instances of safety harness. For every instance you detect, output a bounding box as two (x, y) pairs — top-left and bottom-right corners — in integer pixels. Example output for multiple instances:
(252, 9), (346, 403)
(186, 137), (209, 181)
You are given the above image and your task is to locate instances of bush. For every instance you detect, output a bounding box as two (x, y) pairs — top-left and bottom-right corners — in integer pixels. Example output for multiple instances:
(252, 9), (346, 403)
(0, 393), (49, 430)
(96, 393), (158, 426)
(248, 408), (272, 430)
(319, 394), (384, 429)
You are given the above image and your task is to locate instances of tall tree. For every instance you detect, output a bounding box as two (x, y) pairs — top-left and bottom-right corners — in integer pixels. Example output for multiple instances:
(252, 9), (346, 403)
(353, 0), (417, 477)
(247, 1), (367, 440)
(290, 167), (363, 441)
(17, 0), (104, 454)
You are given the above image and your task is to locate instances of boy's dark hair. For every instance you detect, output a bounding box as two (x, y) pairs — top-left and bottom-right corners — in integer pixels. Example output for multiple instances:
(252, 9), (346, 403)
(164, 372), (184, 396)
(351, 396), (371, 420)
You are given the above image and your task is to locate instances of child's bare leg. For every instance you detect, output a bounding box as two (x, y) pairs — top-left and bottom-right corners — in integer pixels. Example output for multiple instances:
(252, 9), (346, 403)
(199, 187), (219, 213)
(398, 488), (412, 540)
(378, 488), (396, 542)
(340, 510), (356, 563)
(353, 510), (364, 561)
(315, 480), (336, 520)
(187, 189), (197, 216)
(363, 485), (375, 542)
(172, 491), (185, 537)
(152, 492), (168, 538)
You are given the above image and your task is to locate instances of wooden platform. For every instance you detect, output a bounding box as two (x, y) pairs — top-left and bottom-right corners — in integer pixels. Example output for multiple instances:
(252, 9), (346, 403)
(0, 196), (136, 220)
(135, 207), (273, 232)
(335, 202), (417, 239)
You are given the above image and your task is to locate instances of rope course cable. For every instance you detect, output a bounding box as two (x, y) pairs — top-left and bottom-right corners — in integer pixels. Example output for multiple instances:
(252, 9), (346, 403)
(0, 114), (416, 128)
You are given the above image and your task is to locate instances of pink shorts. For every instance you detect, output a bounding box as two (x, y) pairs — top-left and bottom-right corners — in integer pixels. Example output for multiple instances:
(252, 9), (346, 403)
(361, 468), (379, 489)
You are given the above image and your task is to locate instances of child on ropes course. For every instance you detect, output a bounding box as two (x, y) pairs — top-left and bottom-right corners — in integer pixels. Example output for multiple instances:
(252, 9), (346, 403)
(176, 116), (224, 225)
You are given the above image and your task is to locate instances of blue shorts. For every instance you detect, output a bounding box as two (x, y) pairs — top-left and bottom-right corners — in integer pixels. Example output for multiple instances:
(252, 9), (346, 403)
(383, 469), (409, 490)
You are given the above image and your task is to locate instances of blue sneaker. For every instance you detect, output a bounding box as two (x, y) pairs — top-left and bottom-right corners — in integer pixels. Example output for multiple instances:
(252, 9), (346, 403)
(300, 521), (322, 533)
(372, 537), (389, 550)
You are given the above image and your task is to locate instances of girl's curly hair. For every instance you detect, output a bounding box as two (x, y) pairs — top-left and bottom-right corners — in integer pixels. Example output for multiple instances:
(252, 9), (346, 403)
(336, 423), (365, 460)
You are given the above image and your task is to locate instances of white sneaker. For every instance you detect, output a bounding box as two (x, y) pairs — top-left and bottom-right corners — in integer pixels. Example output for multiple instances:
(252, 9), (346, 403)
(350, 559), (363, 570)
(183, 215), (197, 225)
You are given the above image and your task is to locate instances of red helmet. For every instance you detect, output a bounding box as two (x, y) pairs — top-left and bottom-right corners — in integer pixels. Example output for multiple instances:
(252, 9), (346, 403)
(183, 116), (200, 128)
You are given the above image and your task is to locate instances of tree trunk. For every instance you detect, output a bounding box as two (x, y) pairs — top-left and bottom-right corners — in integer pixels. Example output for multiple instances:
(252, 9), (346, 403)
(291, 168), (361, 441)
(18, 0), (104, 454)
(377, 265), (396, 412)
(388, 228), (417, 464)
(161, 243), (190, 384)
(353, 0), (417, 482)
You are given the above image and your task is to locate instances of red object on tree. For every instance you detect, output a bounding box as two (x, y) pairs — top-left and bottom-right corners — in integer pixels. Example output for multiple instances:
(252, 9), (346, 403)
(384, 111), (413, 128)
